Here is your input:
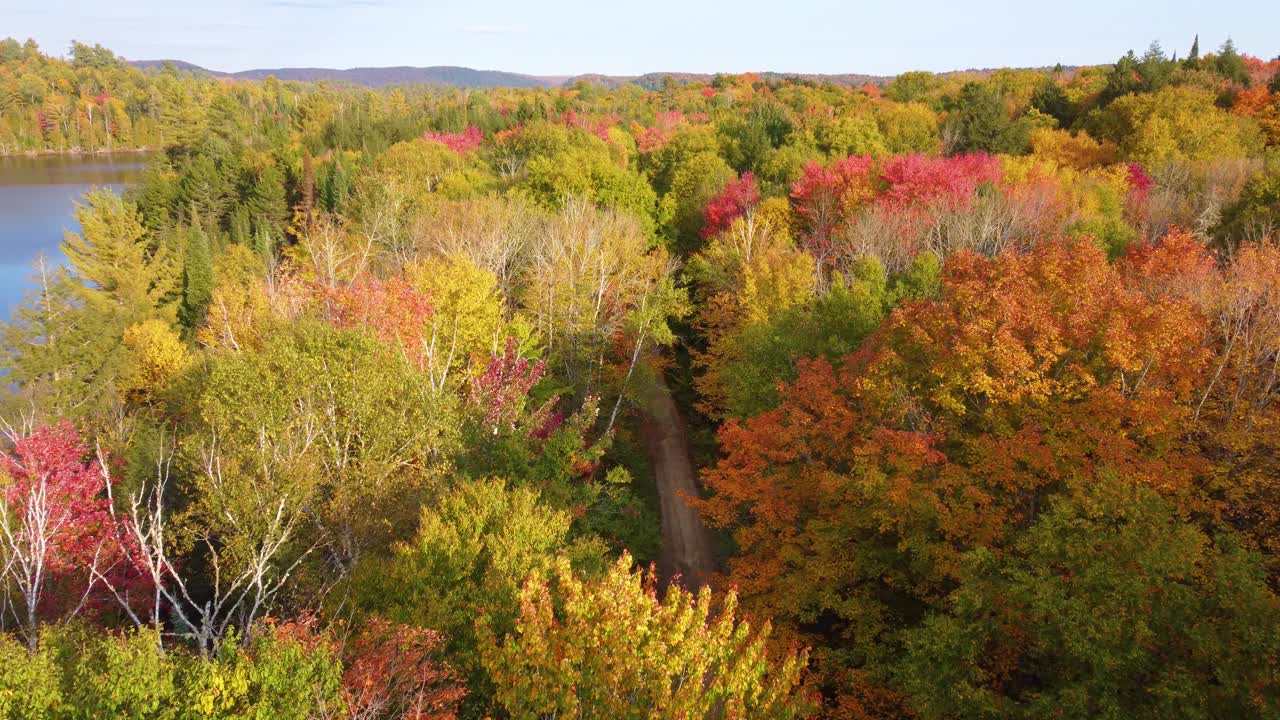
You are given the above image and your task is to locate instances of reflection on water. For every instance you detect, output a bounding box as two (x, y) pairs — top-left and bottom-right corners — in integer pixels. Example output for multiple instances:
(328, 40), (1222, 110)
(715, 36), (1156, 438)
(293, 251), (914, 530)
(0, 153), (152, 321)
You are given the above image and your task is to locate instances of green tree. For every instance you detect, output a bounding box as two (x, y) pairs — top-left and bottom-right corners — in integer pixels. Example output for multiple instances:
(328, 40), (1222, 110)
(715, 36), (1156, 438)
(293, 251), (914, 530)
(945, 82), (1029, 155)
(1213, 38), (1250, 85)
(898, 477), (1280, 720)
(3, 190), (177, 416)
(354, 478), (605, 710)
(180, 223), (214, 331)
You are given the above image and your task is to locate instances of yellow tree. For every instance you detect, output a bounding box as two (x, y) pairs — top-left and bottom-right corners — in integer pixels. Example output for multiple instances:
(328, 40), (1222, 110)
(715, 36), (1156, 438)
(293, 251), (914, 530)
(477, 553), (810, 720)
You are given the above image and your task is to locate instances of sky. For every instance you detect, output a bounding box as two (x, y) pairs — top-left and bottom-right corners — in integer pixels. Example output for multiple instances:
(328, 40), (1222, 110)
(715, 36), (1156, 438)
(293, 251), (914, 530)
(2, 0), (1278, 77)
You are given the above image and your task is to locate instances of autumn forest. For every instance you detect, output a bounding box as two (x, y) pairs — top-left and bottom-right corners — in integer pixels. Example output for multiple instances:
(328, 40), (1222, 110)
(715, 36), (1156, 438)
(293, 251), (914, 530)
(2, 33), (1280, 719)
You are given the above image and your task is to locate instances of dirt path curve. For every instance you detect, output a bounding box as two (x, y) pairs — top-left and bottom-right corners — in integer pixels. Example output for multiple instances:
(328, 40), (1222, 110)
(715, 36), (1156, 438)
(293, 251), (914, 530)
(640, 372), (719, 591)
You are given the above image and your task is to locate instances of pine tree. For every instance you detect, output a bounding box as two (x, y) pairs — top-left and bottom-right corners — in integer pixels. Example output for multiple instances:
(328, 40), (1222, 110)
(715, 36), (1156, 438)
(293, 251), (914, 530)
(63, 190), (177, 324)
(253, 225), (276, 266)
(246, 163), (288, 238)
(180, 224), (214, 331)
(228, 205), (251, 245)
(6, 190), (178, 415)
(1214, 38), (1250, 85)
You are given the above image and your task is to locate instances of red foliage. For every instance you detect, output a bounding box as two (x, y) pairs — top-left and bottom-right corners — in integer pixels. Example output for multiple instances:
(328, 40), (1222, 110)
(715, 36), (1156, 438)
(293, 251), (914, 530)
(876, 152), (1001, 211)
(1126, 162), (1153, 222)
(324, 277), (435, 371)
(636, 111), (688, 151)
(422, 126), (483, 153)
(559, 110), (619, 141)
(702, 172), (761, 239)
(701, 86), (717, 100)
(790, 155), (876, 264)
(0, 423), (150, 620)
(635, 125), (671, 154)
(343, 618), (467, 720)
(469, 337), (548, 433)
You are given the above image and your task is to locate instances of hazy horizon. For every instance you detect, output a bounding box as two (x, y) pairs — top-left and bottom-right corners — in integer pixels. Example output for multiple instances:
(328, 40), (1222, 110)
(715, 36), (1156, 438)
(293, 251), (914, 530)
(5, 0), (1278, 77)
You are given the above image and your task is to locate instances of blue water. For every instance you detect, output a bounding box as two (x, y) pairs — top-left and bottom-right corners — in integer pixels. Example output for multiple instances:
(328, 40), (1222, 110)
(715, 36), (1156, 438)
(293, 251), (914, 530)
(0, 154), (151, 322)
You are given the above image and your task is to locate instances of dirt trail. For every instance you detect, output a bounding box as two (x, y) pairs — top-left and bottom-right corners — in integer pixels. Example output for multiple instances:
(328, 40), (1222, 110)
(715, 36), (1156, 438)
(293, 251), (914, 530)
(640, 373), (719, 590)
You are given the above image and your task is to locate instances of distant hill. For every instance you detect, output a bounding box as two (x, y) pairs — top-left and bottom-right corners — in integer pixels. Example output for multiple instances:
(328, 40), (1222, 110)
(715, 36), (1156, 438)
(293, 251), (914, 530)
(129, 60), (1074, 90)
(129, 60), (554, 88)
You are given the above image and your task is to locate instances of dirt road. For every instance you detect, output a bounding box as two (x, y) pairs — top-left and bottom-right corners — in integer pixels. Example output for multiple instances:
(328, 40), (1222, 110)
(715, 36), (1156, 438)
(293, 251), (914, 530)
(640, 373), (719, 591)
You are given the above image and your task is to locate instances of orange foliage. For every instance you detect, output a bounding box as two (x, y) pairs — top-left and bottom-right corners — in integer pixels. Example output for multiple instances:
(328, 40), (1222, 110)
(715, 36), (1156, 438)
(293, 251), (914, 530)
(697, 237), (1212, 667)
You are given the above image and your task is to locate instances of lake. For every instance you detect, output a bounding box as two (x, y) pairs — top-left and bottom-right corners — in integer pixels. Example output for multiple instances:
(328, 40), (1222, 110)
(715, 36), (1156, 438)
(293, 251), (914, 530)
(0, 153), (153, 322)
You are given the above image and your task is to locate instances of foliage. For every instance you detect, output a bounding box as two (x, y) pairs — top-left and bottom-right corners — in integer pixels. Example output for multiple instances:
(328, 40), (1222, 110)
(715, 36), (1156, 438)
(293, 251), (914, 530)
(899, 477), (1280, 720)
(476, 553), (810, 719)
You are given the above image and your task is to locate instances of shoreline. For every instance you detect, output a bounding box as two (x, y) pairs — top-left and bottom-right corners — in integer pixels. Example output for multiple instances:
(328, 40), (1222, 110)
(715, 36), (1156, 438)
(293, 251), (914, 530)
(0, 146), (157, 159)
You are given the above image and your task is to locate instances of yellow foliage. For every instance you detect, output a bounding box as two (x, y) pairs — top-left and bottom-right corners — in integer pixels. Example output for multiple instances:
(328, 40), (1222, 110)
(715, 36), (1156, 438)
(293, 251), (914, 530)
(121, 319), (192, 405)
(405, 254), (510, 385)
(195, 245), (274, 352)
(1030, 128), (1118, 169)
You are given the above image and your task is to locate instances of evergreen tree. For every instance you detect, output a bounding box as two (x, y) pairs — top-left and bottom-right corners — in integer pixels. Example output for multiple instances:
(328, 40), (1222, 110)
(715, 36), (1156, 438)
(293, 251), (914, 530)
(1102, 50), (1145, 103)
(252, 225), (276, 266)
(1137, 41), (1174, 91)
(229, 205), (251, 246)
(1030, 77), (1075, 128)
(246, 163), (289, 238)
(946, 82), (1028, 154)
(319, 154), (351, 213)
(5, 190), (177, 415)
(1214, 38), (1250, 85)
(180, 224), (214, 331)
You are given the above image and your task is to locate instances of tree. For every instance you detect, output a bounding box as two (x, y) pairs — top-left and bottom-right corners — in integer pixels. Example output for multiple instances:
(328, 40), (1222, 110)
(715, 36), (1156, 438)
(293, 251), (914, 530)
(898, 477), (1280, 720)
(180, 223), (214, 331)
(247, 162), (290, 238)
(1029, 78), (1075, 128)
(476, 553), (810, 720)
(523, 201), (678, 401)
(1096, 87), (1264, 162)
(702, 171), (761, 239)
(354, 478), (604, 711)
(342, 618), (468, 720)
(697, 238), (1211, 697)
(193, 321), (458, 587)
(1213, 38), (1250, 86)
(4, 191), (178, 416)
(945, 82), (1029, 155)
(665, 150), (736, 250)
(0, 423), (147, 650)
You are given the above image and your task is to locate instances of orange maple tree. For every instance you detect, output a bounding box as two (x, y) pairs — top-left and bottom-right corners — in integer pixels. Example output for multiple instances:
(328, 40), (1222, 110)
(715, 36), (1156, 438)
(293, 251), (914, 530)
(696, 236), (1214, 703)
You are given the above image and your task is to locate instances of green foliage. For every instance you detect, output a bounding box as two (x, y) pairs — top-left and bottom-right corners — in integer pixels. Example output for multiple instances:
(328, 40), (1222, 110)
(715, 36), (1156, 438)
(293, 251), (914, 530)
(945, 82), (1031, 155)
(0, 632), (61, 718)
(898, 477), (1280, 720)
(355, 477), (605, 710)
(517, 135), (657, 229)
(1217, 163), (1280, 248)
(180, 224), (214, 331)
(51, 627), (178, 719)
(192, 320), (458, 577)
(0, 625), (344, 720)
(662, 150), (736, 250)
(2, 189), (178, 416)
(1094, 86), (1264, 162)
(715, 258), (890, 419)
